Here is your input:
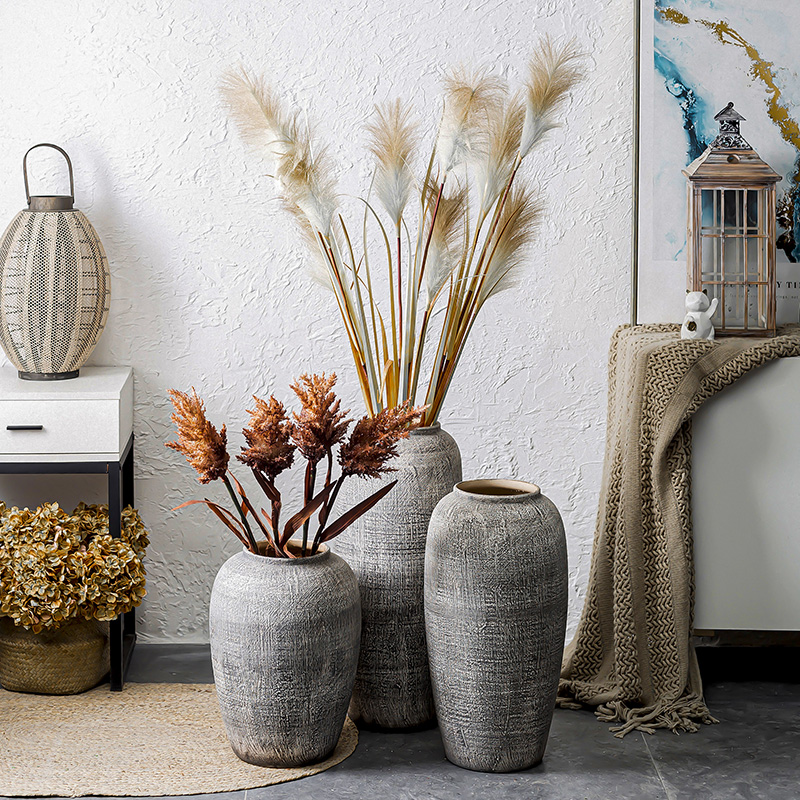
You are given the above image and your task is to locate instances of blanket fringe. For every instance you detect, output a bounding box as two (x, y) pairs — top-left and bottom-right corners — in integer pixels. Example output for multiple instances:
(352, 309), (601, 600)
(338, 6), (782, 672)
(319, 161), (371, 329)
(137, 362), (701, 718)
(594, 695), (719, 739)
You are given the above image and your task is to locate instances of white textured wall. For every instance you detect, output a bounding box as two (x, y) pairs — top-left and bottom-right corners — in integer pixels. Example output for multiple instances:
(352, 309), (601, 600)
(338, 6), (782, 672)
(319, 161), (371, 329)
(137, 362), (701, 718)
(0, 0), (633, 642)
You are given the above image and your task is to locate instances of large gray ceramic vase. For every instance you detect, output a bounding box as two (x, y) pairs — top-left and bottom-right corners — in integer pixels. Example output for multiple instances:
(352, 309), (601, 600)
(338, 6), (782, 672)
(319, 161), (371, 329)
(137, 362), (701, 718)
(332, 422), (462, 730)
(209, 542), (360, 767)
(425, 479), (568, 772)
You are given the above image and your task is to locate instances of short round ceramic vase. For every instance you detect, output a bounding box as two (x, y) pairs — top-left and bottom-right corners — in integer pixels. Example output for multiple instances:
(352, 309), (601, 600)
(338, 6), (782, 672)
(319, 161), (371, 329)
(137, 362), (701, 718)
(209, 542), (360, 767)
(425, 479), (568, 773)
(332, 422), (462, 730)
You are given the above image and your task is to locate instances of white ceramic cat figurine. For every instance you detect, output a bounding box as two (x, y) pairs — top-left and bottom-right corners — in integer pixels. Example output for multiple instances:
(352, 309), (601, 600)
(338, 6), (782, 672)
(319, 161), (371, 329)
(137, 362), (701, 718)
(681, 290), (718, 341)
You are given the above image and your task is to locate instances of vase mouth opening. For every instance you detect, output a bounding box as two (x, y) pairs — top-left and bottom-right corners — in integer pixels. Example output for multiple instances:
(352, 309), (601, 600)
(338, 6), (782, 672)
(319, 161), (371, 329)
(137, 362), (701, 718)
(455, 479), (541, 500)
(244, 540), (330, 561)
(410, 421), (441, 435)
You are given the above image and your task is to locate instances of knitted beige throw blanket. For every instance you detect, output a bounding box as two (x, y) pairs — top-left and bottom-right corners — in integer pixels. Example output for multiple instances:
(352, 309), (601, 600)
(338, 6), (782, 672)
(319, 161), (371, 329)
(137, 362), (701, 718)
(558, 323), (800, 737)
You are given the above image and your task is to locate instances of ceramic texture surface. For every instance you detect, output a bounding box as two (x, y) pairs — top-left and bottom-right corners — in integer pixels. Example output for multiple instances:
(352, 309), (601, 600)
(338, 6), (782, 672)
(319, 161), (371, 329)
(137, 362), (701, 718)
(332, 424), (462, 729)
(425, 481), (568, 772)
(208, 546), (360, 767)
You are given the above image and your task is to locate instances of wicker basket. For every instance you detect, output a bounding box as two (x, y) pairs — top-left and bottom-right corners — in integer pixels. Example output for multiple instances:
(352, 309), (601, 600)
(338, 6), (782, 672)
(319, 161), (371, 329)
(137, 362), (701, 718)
(0, 616), (110, 695)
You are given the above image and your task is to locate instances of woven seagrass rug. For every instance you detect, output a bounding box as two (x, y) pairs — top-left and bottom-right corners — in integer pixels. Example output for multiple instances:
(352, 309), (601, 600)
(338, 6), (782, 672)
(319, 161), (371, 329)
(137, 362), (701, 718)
(0, 683), (358, 796)
(558, 323), (800, 737)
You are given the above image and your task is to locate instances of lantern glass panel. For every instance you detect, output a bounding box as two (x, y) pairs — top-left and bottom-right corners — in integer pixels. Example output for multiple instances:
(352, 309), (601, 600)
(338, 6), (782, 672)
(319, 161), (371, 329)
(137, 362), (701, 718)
(701, 189), (720, 233)
(701, 235), (721, 281)
(722, 236), (746, 281)
(721, 188), (759, 233)
(697, 186), (771, 331)
(746, 236), (768, 281)
(723, 283), (747, 329)
(747, 282), (768, 328)
(704, 281), (722, 320)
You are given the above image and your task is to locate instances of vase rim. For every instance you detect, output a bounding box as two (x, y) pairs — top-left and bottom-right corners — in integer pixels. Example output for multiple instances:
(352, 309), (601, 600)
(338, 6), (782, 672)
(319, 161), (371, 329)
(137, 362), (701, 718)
(410, 421), (441, 435)
(242, 540), (330, 563)
(455, 479), (541, 501)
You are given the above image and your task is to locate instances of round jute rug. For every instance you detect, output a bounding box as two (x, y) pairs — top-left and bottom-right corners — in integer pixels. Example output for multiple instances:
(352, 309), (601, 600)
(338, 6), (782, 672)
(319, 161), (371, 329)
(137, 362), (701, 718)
(0, 683), (358, 797)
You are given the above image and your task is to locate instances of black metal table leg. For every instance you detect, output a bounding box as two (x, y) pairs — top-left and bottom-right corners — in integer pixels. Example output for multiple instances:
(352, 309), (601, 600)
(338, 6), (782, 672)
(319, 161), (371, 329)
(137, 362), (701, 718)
(121, 439), (137, 669)
(108, 460), (124, 691)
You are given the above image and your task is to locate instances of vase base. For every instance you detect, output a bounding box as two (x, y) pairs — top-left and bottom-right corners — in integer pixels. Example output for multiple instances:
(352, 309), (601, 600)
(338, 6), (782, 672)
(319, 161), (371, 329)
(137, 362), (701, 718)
(445, 754), (544, 774)
(353, 716), (438, 734)
(18, 370), (79, 381)
(231, 745), (337, 769)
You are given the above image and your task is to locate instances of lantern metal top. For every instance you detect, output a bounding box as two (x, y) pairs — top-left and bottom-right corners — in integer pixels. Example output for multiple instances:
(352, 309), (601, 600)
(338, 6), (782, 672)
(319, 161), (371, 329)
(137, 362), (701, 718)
(682, 102), (781, 185)
(23, 143), (76, 212)
(712, 101), (748, 148)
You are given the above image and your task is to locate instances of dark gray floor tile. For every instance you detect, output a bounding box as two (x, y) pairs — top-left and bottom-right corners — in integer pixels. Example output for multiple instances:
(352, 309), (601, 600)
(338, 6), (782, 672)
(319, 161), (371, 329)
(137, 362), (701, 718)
(37, 644), (798, 800)
(127, 643), (214, 683)
(644, 681), (800, 800)
(246, 709), (664, 800)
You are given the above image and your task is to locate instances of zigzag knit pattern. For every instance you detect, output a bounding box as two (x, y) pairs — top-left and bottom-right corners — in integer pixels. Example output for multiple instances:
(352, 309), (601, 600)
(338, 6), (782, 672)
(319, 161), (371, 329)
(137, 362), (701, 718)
(558, 323), (800, 737)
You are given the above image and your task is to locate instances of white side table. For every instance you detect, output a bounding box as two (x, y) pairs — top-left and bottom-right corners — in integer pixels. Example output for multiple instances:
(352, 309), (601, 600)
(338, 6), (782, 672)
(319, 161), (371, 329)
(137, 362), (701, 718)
(0, 365), (136, 690)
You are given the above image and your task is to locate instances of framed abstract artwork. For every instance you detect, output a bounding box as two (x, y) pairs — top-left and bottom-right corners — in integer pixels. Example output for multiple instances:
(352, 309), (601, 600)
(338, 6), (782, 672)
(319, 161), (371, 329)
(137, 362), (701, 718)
(635, 0), (800, 324)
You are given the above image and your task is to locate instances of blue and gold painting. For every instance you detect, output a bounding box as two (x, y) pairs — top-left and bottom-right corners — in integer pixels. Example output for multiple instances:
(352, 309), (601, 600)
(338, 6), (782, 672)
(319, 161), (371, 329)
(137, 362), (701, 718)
(641, 0), (800, 321)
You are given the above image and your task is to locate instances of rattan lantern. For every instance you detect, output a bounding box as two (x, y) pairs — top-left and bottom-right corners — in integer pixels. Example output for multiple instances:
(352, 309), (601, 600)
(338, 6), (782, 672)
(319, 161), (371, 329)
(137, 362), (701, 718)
(683, 102), (781, 337)
(0, 143), (110, 380)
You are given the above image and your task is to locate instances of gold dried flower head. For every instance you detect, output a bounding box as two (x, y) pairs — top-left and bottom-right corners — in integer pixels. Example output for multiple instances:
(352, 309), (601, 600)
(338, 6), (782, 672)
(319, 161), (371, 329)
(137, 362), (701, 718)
(338, 401), (426, 478)
(166, 388), (230, 484)
(238, 395), (296, 480)
(290, 372), (351, 465)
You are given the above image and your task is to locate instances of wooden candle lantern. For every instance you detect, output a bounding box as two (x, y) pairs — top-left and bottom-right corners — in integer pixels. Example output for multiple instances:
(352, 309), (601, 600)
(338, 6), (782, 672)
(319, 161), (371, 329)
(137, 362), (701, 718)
(683, 102), (781, 336)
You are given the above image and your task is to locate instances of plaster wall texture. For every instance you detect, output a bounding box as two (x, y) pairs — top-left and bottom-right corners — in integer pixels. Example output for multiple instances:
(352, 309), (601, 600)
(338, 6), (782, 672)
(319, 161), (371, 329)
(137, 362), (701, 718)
(0, 0), (633, 642)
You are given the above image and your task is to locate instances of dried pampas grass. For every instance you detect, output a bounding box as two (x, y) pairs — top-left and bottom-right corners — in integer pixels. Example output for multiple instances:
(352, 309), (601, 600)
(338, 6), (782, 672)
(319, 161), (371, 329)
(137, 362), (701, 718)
(221, 68), (338, 236)
(520, 39), (585, 158)
(436, 68), (506, 173)
(222, 37), (585, 423)
(367, 100), (419, 226)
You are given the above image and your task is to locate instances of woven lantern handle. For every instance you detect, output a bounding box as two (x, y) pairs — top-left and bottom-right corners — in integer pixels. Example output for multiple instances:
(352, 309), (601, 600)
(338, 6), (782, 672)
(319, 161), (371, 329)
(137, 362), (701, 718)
(23, 143), (75, 204)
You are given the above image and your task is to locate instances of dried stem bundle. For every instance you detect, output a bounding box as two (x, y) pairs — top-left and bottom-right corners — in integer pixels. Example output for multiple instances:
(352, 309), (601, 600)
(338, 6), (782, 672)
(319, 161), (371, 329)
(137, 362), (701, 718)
(222, 37), (584, 423)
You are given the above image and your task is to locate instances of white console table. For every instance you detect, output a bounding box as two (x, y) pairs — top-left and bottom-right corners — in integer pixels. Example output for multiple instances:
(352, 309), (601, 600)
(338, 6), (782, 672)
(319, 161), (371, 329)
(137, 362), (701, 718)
(692, 356), (800, 632)
(0, 365), (136, 689)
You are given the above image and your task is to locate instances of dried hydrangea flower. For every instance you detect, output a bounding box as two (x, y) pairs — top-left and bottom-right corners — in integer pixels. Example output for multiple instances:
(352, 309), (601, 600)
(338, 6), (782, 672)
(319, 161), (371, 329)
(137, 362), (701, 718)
(291, 372), (351, 465)
(166, 388), (230, 484)
(0, 503), (148, 632)
(238, 395), (296, 480)
(339, 401), (425, 478)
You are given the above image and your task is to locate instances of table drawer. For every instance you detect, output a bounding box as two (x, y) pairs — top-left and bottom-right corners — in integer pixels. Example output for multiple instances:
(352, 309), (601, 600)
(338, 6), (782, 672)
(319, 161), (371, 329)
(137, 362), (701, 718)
(0, 399), (121, 455)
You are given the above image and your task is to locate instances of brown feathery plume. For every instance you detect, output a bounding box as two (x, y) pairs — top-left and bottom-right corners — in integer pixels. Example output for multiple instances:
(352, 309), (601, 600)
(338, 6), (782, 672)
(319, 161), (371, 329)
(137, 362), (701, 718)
(424, 180), (468, 305)
(290, 373), (351, 465)
(478, 183), (544, 303)
(477, 94), (525, 212)
(221, 68), (338, 237)
(339, 401), (425, 478)
(166, 389), (230, 484)
(238, 396), (296, 480)
(519, 37), (585, 158)
(436, 67), (507, 173)
(366, 99), (419, 226)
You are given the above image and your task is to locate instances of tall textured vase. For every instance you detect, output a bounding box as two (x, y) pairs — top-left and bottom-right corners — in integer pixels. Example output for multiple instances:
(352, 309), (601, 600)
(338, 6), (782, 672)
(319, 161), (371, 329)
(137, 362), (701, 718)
(332, 422), (462, 730)
(425, 479), (568, 772)
(209, 542), (360, 767)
